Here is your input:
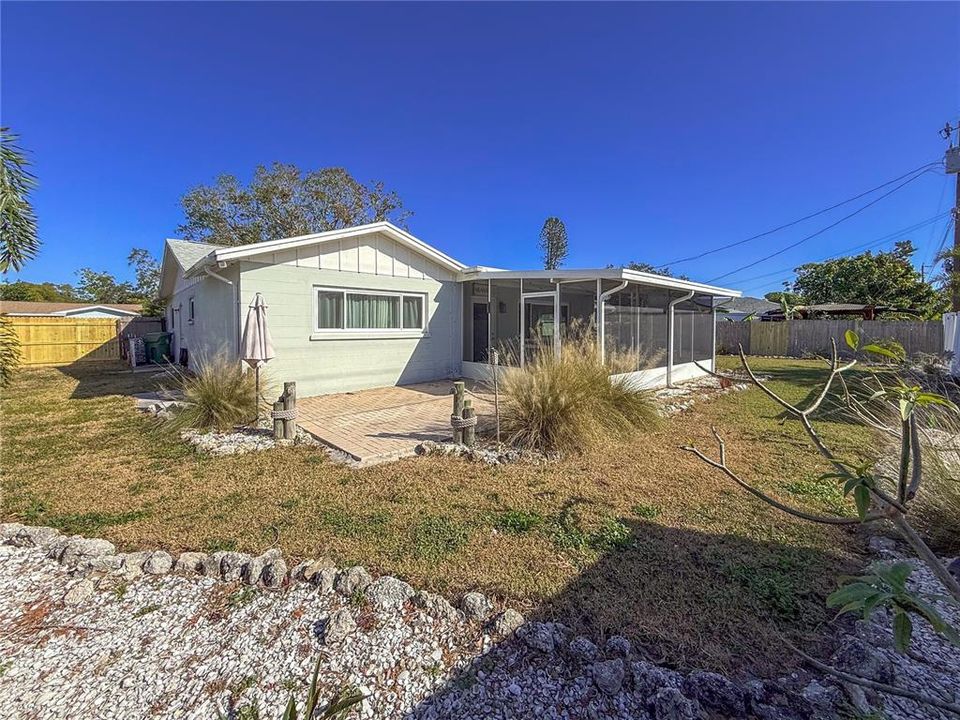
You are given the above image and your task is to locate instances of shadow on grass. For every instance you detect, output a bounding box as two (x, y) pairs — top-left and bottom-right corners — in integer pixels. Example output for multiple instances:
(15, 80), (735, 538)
(54, 361), (167, 400)
(406, 518), (858, 718)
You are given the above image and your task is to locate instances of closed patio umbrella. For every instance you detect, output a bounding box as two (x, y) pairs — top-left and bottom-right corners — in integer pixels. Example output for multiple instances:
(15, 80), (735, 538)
(241, 292), (275, 422)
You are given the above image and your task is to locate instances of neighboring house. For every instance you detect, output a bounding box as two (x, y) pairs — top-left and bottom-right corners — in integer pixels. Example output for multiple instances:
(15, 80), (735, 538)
(0, 301), (141, 318)
(760, 303), (902, 321)
(717, 296), (778, 322)
(158, 222), (741, 397)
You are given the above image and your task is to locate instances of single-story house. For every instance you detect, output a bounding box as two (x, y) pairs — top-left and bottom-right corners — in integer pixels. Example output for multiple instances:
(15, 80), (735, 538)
(158, 222), (741, 398)
(717, 296), (778, 322)
(0, 301), (142, 318)
(760, 303), (904, 321)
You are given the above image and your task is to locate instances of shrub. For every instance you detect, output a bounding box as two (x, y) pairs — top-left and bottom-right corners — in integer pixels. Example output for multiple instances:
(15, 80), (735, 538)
(499, 334), (659, 452)
(0, 315), (21, 388)
(163, 352), (262, 432)
(913, 458), (960, 555)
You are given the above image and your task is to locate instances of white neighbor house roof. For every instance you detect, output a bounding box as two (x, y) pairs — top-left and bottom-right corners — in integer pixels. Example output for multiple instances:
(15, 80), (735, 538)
(158, 222), (740, 299)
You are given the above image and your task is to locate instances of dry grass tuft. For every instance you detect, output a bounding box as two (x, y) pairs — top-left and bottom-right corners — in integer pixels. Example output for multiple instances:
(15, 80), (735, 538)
(500, 334), (659, 452)
(161, 353), (262, 432)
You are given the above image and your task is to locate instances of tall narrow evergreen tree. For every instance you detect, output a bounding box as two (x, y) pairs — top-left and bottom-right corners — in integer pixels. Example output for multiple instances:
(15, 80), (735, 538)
(539, 217), (569, 270)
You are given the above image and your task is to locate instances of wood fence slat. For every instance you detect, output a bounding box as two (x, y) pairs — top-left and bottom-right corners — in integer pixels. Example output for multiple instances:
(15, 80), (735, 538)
(6, 316), (122, 366)
(717, 320), (944, 359)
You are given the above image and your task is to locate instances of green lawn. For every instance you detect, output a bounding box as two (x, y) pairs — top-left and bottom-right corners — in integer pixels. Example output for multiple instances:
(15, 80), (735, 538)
(1, 357), (879, 677)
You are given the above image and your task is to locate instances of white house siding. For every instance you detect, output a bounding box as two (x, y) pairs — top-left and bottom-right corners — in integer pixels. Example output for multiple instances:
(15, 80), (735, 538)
(167, 266), (239, 369)
(237, 234), (461, 397)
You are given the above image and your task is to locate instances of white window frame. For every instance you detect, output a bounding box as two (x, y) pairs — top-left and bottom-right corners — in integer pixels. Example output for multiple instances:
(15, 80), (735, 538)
(312, 286), (429, 339)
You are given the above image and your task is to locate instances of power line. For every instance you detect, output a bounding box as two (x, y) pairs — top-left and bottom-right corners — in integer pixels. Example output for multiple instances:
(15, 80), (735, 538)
(728, 212), (951, 287)
(658, 161), (943, 268)
(706, 167), (940, 284)
(929, 216), (957, 273)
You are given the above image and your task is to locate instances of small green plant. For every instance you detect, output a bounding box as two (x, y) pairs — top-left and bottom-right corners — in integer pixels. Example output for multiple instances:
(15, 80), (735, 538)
(828, 561), (960, 652)
(112, 582), (129, 600)
(349, 588), (366, 608)
(588, 517), (631, 551)
(630, 502), (660, 520)
(134, 603), (161, 617)
(495, 509), (543, 534)
(161, 351), (263, 432)
(228, 586), (258, 609)
(281, 655), (363, 720)
(412, 515), (469, 561)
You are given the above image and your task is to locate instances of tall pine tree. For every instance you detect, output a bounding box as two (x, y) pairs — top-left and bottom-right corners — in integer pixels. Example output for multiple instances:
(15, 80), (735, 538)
(539, 217), (568, 270)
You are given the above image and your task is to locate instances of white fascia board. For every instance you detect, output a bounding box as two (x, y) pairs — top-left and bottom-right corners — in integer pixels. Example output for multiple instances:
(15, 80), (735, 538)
(460, 267), (741, 297)
(60, 305), (139, 316)
(184, 222), (466, 277)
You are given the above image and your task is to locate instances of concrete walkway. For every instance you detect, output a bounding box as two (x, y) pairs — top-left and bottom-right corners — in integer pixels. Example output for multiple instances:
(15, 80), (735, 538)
(297, 380), (493, 465)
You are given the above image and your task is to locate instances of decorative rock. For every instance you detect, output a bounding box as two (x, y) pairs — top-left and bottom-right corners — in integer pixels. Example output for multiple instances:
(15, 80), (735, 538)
(521, 622), (555, 653)
(174, 552), (206, 575)
(592, 658), (625, 695)
(0, 522), (25, 542)
(568, 636), (598, 662)
(365, 576), (414, 611)
(63, 579), (96, 605)
(948, 557), (960, 579)
(868, 535), (897, 554)
(301, 558), (336, 583)
(314, 567), (337, 593)
(412, 591), (462, 623)
(488, 609), (523, 637)
(143, 551), (173, 575)
(604, 635), (632, 658)
(220, 552), (253, 583)
(683, 670), (745, 717)
(632, 660), (684, 698)
(76, 554), (123, 575)
(201, 552), (225, 577)
(324, 608), (356, 644)
(832, 637), (893, 684)
(801, 680), (843, 717)
(9, 525), (60, 549)
(261, 555), (287, 588)
(460, 592), (493, 623)
(60, 538), (116, 567)
(119, 551), (150, 579)
(334, 566), (373, 596)
(649, 687), (700, 720)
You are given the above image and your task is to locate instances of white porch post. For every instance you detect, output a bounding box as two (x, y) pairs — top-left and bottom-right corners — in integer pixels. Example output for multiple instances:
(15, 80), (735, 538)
(519, 278), (525, 368)
(487, 279), (492, 362)
(667, 290), (695, 387)
(711, 304), (717, 372)
(553, 281), (562, 359)
(596, 278), (602, 362)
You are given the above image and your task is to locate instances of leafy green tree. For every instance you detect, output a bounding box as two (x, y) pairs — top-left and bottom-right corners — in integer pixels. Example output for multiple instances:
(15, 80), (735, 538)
(74, 268), (139, 305)
(539, 217), (569, 270)
(791, 241), (946, 317)
(0, 280), (77, 302)
(623, 261), (689, 281)
(127, 248), (163, 315)
(763, 291), (805, 305)
(178, 163), (412, 246)
(0, 128), (40, 273)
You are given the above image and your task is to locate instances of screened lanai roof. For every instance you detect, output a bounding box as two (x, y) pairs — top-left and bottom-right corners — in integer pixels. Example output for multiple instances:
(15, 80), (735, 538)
(458, 267), (742, 298)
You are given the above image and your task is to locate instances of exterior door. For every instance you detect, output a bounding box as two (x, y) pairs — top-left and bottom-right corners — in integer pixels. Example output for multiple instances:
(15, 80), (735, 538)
(472, 302), (489, 362)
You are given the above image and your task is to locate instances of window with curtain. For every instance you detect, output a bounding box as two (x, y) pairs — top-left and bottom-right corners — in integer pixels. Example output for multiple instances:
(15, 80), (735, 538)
(315, 288), (426, 332)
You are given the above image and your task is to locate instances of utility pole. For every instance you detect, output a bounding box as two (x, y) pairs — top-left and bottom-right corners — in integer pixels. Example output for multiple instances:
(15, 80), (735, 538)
(941, 120), (960, 310)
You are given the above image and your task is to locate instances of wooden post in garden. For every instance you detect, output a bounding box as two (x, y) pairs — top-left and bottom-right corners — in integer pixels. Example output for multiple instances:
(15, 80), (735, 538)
(273, 399), (285, 440)
(452, 381), (465, 444)
(462, 399), (476, 447)
(283, 381), (297, 440)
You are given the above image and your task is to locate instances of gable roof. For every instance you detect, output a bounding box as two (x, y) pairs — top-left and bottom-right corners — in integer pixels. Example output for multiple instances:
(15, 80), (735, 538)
(721, 296), (778, 314)
(159, 238), (222, 298)
(0, 301), (141, 316)
(182, 222), (467, 278)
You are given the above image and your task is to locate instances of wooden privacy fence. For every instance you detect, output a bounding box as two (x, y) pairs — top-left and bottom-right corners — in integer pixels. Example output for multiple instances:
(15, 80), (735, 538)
(7, 316), (139, 367)
(717, 320), (944, 359)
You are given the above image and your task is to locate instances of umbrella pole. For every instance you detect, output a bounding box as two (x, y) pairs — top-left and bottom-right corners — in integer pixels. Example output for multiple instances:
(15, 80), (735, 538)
(255, 366), (261, 424)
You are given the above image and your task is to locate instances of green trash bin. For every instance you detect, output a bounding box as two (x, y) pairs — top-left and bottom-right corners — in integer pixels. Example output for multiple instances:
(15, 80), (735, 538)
(143, 332), (172, 364)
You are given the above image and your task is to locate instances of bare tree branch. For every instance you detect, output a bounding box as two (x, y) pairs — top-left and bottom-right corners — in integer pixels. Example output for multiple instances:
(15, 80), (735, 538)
(680, 428), (887, 526)
(781, 635), (960, 716)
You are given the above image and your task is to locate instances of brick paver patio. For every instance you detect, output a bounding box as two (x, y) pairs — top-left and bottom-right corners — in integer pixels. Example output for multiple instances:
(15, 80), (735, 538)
(297, 380), (493, 465)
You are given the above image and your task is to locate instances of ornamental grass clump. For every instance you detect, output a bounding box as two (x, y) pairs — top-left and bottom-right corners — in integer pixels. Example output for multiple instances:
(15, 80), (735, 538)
(163, 352), (261, 432)
(500, 335), (659, 453)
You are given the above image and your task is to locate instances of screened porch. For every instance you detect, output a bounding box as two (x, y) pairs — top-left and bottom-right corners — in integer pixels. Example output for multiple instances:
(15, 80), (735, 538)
(459, 270), (738, 388)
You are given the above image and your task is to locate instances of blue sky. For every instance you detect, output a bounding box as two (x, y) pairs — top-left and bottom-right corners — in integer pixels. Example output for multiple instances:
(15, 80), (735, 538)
(2, 1), (957, 297)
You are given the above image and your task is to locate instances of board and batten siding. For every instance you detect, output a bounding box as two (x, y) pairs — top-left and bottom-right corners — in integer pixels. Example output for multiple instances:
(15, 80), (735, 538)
(238, 232), (461, 397)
